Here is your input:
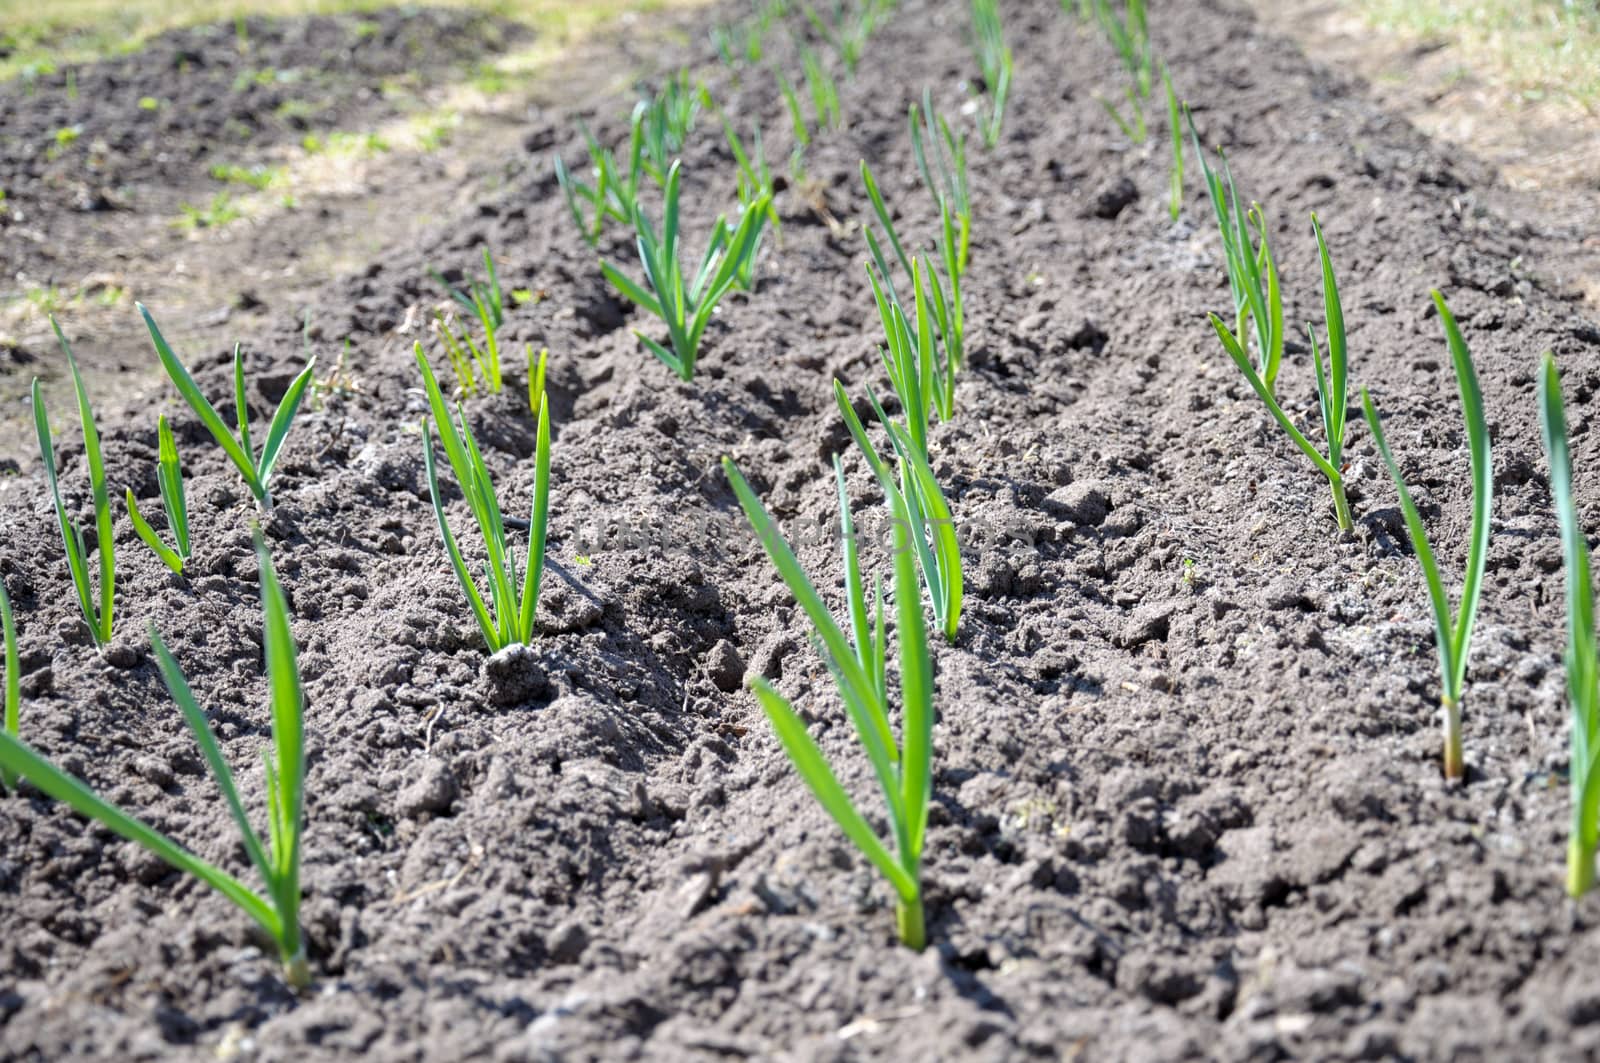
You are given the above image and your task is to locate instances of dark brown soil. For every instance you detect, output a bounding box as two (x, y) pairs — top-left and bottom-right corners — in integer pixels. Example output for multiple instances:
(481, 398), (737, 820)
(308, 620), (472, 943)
(0, 7), (528, 279)
(0, 5), (545, 464)
(4, 0), (1600, 1059)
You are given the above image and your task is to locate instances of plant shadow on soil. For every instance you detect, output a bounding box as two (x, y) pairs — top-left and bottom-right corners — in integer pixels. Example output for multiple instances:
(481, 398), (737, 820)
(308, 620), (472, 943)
(3, 0), (1600, 1059)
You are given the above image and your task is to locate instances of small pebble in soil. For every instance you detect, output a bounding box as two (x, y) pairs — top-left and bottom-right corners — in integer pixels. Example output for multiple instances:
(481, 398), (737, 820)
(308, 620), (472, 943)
(706, 639), (743, 693)
(102, 640), (142, 669)
(132, 755), (175, 789)
(1090, 176), (1138, 219)
(1046, 481), (1111, 528)
(21, 666), (53, 696)
(1118, 601), (1175, 648)
(546, 921), (590, 964)
(398, 758), (458, 818)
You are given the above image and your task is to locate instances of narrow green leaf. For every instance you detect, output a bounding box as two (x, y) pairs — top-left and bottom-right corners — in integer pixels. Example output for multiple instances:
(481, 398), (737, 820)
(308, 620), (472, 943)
(518, 391), (552, 644)
(1163, 63), (1183, 220)
(1539, 353), (1600, 891)
(0, 580), (18, 792)
(54, 321), (114, 643)
(1208, 315), (1339, 483)
(527, 345), (548, 422)
(835, 456), (895, 757)
(32, 380), (100, 643)
(422, 418), (499, 652)
(233, 344), (254, 466)
(900, 443), (963, 641)
(255, 359), (315, 492)
(833, 380), (892, 484)
(860, 160), (912, 283)
(150, 628), (271, 884)
(140, 304), (266, 503)
(602, 258), (665, 321)
(1432, 290), (1492, 695)
(126, 489), (185, 573)
(635, 331), (686, 378)
(723, 457), (880, 717)
(414, 344), (477, 493)
(748, 678), (917, 902)
(254, 532), (304, 959)
(457, 411), (516, 643)
(1311, 214), (1347, 462)
(157, 415), (191, 559)
(1360, 389), (1458, 699)
(889, 487), (932, 863)
(0, 730), (281, 939)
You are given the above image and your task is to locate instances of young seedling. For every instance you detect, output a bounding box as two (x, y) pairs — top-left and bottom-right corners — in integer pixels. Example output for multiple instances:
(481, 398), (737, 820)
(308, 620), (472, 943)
(1098, 86), (1147, 144)
(140, 304), (314, 515)
(1538, 353), (1600, 897)
(801, 47), (843, 132)
(834, 379), (963, 641)
(909, 89), (971, 276)
(432, 312), (500, 397)
(1360, 291), (1490, 782)
(776, 70), (811, 148)
(1084, 0), (1157, 141)
(1207, 214), (1352, 530)
(416, 344), (550, 653)
(435, 247), (504, 330)
(865, 255), (957, 456)
(931, 203), (966, 376)
(33, 319), (114, 646)
(1162, 63), (1184, 220)
(555, 120), (645, 245)
(0, 533), (310, 986)
(969, 0), (1013, 148)
(715, 0), (788, 66)
(600, 161), (770, 381)
(800, 0), (889, 74)
(0, 578), (18, 793)
(1091, 0), (1152, 96)
(860, 159), (913, 291)
(637, 71), (710, 185)
(721, 116), (780, 291)
(527, 345), (549, 422)
(126, 415), (192, 574)
(429, 248), (505, 394)
(1187, 107), (1283, 397)
(723, 455), (933, 948)
(657, 71), (707, 145)
(711, 24), (746, 68)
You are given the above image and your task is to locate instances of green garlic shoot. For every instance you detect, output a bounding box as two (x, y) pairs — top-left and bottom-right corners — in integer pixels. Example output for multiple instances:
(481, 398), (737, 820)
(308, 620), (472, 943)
(416, 343), (551, 653)
(33, 317), (114, 646)
(724, 455), (934, 948)
(1536, 352), (1600, 896)
(140, 304), (314, 515)
(600, 160), (770, 381)
(0, 533), (311, 987)
(126, 414), (192, 574)
(1360, 290), (1490, 782)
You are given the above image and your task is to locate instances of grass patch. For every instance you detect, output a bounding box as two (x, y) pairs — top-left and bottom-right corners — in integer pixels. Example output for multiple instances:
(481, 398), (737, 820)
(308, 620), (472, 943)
(175, 191), (245, 229)
(209, 162), (284, 189)
(1356, 0), (1600, 112)
(0, 0), (711, 85)
(300, 130), (388, 155)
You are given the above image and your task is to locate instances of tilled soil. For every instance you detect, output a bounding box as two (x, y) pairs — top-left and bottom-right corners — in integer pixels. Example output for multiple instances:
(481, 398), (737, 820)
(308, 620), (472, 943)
(0, 7), (529, 282)
(3, 0), (1600, 1059)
